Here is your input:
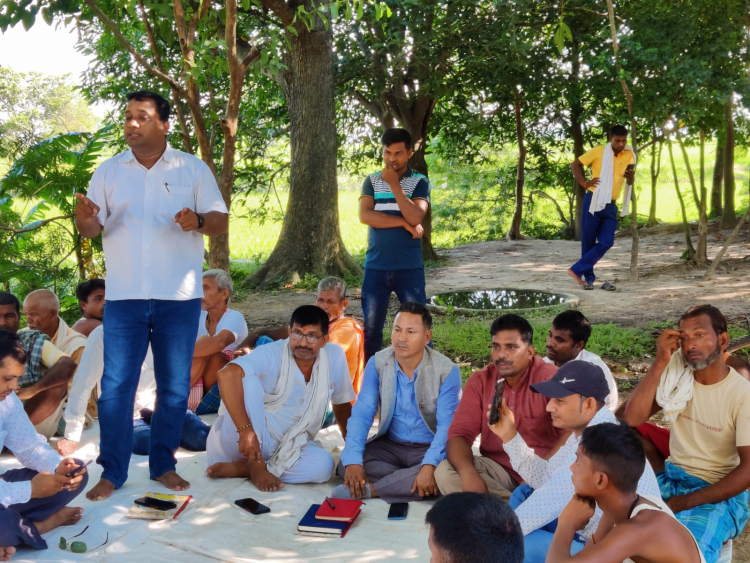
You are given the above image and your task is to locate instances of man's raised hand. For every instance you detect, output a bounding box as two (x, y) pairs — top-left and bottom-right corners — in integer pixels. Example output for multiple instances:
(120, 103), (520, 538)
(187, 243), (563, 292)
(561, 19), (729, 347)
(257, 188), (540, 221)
(656, 329), (682, 363)
(558, 494), (596, 531)
(486, 398), (517, 443)
(174, 208), (199, 231)
(75, 193), (100, 217)
(381, 165), (401, 189)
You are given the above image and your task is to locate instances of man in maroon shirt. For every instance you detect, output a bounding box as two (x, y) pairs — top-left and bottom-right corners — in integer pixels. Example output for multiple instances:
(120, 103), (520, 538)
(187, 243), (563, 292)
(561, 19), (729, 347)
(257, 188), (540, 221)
(435, 314), (565, 501)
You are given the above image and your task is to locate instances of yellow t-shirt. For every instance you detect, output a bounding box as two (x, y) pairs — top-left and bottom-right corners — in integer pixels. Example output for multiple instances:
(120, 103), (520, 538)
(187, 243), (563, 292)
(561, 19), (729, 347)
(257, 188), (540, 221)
(578, 145), (635, 200)
(668, 368), (750, 484)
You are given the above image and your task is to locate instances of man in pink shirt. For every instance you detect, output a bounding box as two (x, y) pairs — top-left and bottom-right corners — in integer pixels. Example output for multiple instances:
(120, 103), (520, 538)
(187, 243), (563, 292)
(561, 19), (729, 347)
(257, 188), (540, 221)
(435, 314), (565, 501)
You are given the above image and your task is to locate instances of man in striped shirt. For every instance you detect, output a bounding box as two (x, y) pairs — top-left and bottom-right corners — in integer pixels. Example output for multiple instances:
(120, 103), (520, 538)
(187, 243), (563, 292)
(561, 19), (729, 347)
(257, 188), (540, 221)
(359, 128), (430, 363)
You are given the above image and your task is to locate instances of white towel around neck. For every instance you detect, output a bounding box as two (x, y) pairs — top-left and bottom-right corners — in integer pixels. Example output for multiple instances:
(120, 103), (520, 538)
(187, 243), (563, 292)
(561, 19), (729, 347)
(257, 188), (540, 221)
(589, 142), (636, 217)
(655, 350), (694, 423)
(264, 340), (330, 477)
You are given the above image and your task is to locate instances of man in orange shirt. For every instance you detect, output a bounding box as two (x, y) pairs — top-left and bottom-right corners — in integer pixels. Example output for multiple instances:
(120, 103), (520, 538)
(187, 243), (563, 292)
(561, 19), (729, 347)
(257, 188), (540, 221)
(567, 125), (635, 291)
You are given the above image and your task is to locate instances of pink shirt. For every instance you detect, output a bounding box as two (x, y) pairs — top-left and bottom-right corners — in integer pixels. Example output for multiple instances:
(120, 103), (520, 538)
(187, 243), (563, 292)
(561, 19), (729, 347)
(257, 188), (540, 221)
(447, 356), (562, 482)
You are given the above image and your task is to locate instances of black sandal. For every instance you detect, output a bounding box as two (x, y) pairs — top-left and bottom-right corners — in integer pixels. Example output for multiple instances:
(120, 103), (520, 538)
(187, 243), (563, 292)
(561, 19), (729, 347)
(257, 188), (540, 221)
(600, 282), (617, 291)
(583, 282), (594, 290)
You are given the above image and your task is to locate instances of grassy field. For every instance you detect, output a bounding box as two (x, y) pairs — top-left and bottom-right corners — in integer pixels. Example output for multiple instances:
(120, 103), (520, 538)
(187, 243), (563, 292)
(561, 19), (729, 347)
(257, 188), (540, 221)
(228, 143), (750, 262)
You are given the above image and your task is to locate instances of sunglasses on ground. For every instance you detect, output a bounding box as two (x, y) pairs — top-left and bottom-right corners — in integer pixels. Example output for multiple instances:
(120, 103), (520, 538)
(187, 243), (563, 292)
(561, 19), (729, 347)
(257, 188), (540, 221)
(59, 526), (109, 553)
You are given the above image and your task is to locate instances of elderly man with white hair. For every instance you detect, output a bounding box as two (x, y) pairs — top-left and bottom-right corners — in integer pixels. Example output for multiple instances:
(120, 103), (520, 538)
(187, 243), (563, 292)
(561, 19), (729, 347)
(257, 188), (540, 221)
(188, 269), (248, 414)
(22, 290), (87, 366)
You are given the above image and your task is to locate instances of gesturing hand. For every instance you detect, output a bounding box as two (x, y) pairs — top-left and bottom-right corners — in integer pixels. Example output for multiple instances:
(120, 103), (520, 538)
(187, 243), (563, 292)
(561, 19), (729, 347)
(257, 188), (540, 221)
(174, 208), (199, 231)
(75, 193), (100, 218)
(487, 397), (517, 443)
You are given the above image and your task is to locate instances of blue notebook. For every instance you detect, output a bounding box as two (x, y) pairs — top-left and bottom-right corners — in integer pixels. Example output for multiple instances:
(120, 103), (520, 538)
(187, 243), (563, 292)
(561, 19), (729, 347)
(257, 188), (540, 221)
(298, 504), (352, 536)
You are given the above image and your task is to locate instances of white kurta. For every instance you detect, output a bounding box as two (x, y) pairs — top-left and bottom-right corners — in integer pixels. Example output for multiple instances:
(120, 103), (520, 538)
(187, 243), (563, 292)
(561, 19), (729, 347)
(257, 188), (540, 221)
(196, 309), (248, 352)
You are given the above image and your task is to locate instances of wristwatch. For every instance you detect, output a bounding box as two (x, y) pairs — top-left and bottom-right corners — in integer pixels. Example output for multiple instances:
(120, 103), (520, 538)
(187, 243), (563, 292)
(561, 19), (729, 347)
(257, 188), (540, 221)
(195, 212), (205, 229)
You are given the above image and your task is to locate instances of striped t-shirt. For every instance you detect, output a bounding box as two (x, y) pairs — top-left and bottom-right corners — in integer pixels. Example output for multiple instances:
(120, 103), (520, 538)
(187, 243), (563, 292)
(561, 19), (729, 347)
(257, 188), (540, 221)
(360, 166), (430, 270)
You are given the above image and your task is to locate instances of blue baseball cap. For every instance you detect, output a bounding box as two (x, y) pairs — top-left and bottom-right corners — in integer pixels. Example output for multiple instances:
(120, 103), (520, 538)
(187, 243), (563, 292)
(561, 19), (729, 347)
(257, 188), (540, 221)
(530, 360), (610, 403)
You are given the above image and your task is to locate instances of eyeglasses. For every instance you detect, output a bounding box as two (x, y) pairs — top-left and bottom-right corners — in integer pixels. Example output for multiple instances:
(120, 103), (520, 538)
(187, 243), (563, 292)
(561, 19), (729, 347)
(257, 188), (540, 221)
(290, 330), (322, 344)
(59, 526), (109, 553)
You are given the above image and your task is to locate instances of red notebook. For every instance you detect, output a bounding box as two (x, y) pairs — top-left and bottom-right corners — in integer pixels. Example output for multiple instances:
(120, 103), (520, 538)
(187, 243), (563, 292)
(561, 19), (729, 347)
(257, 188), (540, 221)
(315, 498), (363, 522)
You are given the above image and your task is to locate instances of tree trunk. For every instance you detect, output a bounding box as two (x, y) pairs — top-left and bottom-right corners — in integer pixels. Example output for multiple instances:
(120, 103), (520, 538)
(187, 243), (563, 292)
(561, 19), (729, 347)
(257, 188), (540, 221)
(569, 37), (585, 241)
(677, 135), (700, 208)
(721, 96), (737, 228)
(507, 91), (525, 240)
(696, 130), (708, 267)
(711, 134), (724, 218)
(668, 139), (696, 261)
(646, 139), (662, 227)
(248, 22), (360, 288)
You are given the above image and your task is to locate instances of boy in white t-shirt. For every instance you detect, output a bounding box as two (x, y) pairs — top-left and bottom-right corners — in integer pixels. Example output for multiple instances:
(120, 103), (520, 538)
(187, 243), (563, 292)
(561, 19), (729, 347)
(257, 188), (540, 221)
(189, 269), (248, 413)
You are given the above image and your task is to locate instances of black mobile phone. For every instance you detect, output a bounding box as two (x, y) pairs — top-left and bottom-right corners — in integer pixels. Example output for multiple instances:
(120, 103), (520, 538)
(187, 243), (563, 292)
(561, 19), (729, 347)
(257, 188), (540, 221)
(235, 497), (271, 515)
(65, 459), (92, 477)
(488, 378), (506, 426)
(134, 496), (178, 511)
(626, 163), (635, 171)
(388, 502), (409, 520)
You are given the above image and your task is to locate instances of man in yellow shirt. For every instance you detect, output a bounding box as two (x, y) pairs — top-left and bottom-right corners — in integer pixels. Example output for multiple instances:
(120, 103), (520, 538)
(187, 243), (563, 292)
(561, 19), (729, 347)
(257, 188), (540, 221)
(567, 125), (635, 291)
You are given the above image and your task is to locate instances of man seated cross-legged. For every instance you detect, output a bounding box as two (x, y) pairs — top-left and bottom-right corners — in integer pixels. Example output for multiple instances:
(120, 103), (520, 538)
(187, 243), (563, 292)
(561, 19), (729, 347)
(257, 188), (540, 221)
(435, 314), (564, 502)
(624, 305), (750, 563)
(0, 330), (89, 560)
(205, 305), (355, 490)
(334, 302), (461, 502)
(547, 423), (704, 563)
(488, 361), (661, 563)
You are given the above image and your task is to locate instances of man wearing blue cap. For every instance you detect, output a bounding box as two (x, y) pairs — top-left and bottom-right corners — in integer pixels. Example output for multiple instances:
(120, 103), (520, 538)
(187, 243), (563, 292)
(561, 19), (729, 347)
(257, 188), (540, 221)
(487, 360), (661, 563)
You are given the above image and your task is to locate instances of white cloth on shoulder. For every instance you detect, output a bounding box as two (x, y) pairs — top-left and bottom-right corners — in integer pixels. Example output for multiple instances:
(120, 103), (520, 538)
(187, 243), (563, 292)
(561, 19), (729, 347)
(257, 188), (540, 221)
(655, 350), (694, 423)
(264, 341), (330, 477)
(589, 142), (636, 217)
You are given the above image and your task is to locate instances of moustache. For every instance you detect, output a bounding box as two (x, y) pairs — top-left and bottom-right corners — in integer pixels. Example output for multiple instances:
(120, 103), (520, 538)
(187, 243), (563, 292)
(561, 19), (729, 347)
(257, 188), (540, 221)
(494, 360), (512, 367)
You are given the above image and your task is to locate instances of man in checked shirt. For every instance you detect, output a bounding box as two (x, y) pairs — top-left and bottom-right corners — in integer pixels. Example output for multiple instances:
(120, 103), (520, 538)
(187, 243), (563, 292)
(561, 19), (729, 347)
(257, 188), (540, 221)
(488, 360), (661, 563)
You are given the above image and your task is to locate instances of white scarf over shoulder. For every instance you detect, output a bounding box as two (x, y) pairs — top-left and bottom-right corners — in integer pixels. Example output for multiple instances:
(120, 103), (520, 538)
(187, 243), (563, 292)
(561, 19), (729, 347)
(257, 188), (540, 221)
(264, 341), (330, 477)
(589, 142), (636, 217)
(655, 350), (694, 423)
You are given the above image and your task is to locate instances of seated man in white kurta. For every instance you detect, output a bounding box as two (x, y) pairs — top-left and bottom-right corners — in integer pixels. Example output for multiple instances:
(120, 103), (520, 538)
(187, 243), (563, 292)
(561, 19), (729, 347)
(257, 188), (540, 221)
(206, 305), (354, 491)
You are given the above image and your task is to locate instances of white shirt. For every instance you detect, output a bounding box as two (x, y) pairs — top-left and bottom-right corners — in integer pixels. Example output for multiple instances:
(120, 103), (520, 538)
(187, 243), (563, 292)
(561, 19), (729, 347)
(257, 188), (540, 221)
(87, 144), (228, 301)
(543, 349), (619, 411)
(197, 309), (248, 352)
(63, 326), (157, 443)
(504, 407), (661, 539)
(0, 393), (61, 506)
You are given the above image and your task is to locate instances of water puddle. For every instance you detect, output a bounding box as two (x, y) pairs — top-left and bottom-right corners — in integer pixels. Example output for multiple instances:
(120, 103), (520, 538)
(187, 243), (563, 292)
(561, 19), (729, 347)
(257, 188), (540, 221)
(428, 289), (570, 310)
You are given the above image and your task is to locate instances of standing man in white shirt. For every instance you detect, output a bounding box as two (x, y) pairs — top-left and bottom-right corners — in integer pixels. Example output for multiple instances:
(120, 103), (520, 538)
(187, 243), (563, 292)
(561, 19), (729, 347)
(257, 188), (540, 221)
(0, 331), (88, 558)
(74, 91), (228, 500)
(543, 310), (618, 411)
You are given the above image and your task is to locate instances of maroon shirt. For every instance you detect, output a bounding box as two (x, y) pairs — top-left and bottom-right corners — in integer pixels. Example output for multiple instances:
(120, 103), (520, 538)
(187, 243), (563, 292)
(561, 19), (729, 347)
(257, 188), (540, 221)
(447, 356), (562, 483)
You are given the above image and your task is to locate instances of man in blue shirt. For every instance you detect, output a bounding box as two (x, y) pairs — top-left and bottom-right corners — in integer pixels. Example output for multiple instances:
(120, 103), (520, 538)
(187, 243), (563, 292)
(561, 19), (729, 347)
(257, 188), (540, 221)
(359, 129), (431, 363)
(333, 302), (461, 503)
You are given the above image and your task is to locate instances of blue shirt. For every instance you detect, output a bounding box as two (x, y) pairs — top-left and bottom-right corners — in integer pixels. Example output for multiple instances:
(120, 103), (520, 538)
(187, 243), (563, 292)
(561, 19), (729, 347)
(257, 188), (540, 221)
(360, 166), (431, 270)
(340, 356), (462, 468)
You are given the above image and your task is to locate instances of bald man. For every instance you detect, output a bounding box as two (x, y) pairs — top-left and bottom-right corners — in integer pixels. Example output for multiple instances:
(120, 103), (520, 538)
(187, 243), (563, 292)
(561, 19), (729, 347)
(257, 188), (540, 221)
(22, 290), (87, 365)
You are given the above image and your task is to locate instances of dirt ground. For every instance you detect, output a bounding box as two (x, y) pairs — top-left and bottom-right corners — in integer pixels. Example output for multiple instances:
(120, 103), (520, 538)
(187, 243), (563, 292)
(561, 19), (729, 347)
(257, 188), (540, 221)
(233, 226), (750, 561)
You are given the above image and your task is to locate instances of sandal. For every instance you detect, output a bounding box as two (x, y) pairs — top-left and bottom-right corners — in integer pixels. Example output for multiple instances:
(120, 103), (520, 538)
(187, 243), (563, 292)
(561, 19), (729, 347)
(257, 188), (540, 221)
(600, 282), (617, 291)
(583, 282), (594, 290)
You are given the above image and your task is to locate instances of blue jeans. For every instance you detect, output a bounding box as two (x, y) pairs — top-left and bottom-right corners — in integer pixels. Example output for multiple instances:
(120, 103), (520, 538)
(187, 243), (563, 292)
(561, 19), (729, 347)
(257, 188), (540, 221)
(510, 484), (586, 563)
(100, 298), (201, 487)
(362, 267), (426, 362)
(132, 409), (211, 454)
(570, 190), (618, 283)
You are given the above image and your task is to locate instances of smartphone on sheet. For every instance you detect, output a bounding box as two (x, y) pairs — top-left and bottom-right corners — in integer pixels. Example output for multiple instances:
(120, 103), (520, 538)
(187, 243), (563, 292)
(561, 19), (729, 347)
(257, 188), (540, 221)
(488, 378), (506, 426)
(134, 496), (178, 511)
(235, 497), (271, 515)
(388, 502), (409, 520)
(65, 459), (92, 478)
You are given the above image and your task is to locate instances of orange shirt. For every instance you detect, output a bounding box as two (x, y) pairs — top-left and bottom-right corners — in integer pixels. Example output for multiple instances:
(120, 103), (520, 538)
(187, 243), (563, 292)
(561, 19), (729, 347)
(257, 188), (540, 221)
(329, 317), (365, 402)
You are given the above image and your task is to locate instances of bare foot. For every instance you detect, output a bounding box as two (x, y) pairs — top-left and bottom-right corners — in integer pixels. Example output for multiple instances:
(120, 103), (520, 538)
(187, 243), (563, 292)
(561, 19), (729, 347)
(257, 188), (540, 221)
(86, 478), (115, 501)
(248, 461), (284, 492)
(155, 470), (190, 491)
(34, 506), (83, 535)
(207, 460), (250, 479)
(0, 547), (16, 561)
(566, 268), (585, 286)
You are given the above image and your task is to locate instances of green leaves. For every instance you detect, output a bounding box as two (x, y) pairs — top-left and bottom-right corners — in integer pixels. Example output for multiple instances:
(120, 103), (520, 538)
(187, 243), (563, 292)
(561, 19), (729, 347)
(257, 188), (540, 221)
(553, 20), (572, 55)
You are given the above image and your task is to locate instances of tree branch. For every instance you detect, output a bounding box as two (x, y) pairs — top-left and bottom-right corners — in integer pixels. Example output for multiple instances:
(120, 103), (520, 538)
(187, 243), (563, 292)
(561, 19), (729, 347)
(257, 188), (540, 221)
(0, 214), (75, 235)
(258, 0), (295, 27)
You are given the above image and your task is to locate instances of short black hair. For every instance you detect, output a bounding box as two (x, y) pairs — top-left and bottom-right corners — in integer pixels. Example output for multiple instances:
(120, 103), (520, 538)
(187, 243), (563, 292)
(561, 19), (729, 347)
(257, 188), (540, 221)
(490, 314), (533, 346)
(126, 90), (170, 122)
(0, 330), (27, 366)
(0, 292), (20, 314)
(425, 492), (523, 563)
(289, 305), (329, 336)
(75, 278), (105, 305)
(552, 310), (592, 345)
(610, 125), (628, 137)
(679, 304), (727, 337)
(580, 423), (645, 494)
(381, 128), (413, 150)
(396, 301), (432, 329)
